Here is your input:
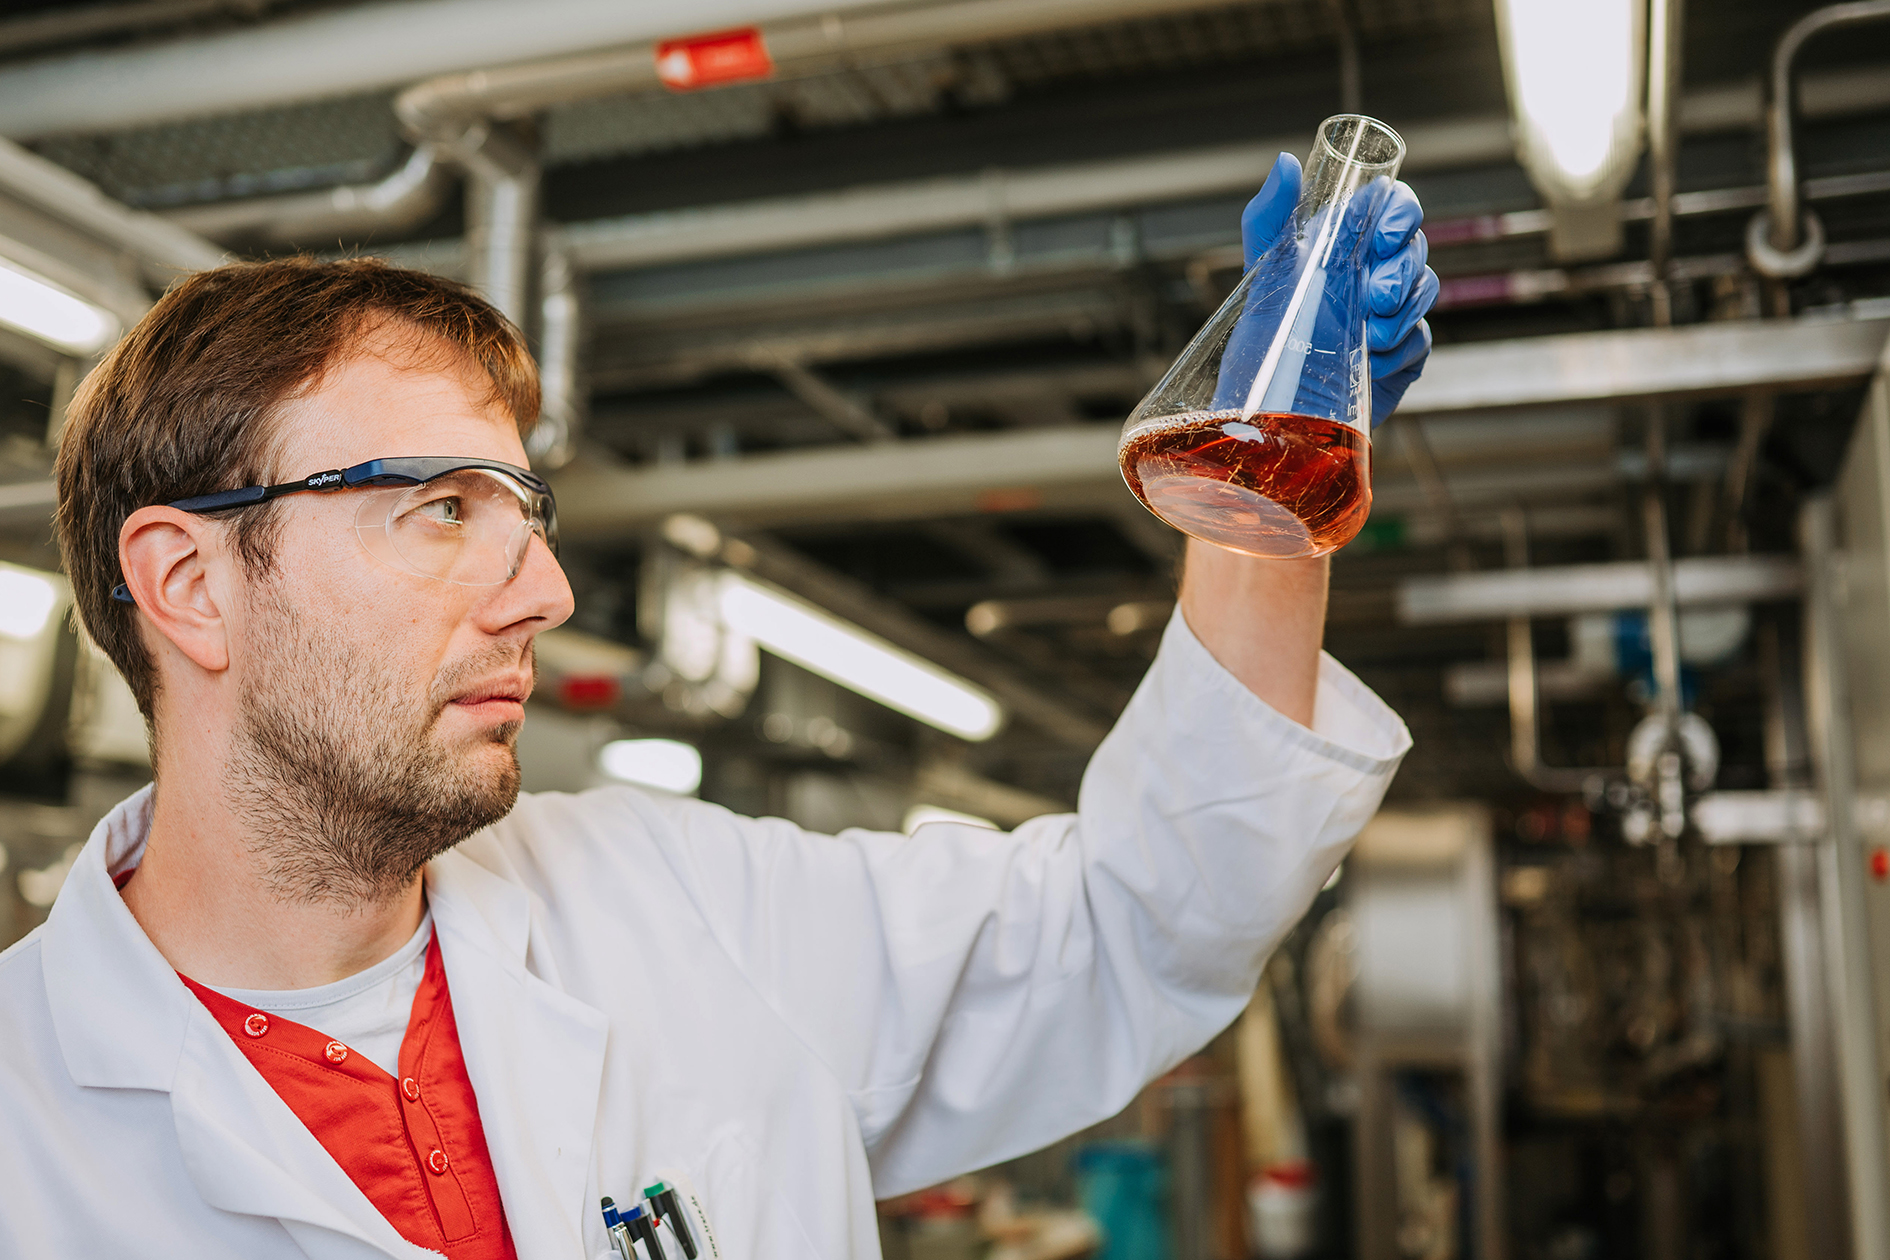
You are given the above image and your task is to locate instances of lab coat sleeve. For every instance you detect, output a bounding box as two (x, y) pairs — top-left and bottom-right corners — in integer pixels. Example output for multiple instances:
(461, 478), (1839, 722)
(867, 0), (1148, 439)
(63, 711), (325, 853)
(638, 608), (1409, 1195)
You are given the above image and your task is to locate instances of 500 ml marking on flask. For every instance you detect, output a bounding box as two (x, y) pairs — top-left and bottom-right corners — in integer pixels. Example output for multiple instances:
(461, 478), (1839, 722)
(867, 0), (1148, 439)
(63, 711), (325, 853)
(1120, 411), (1371, 559)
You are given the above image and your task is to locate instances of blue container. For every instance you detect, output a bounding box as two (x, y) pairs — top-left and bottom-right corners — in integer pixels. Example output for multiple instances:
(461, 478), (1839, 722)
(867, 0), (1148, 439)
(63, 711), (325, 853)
(1073, 1141), (1170, 1260)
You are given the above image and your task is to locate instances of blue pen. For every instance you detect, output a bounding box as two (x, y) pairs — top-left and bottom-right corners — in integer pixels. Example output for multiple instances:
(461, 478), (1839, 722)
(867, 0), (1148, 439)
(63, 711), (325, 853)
(601, 1197), (637, 1259)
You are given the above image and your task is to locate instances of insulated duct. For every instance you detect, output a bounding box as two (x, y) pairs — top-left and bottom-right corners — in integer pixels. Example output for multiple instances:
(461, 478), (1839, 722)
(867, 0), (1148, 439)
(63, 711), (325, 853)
(449, 123), (539, 326)
(0, 0), (1278, 139)
(531, 248), (582, 469)
(163, 145), (450, 247)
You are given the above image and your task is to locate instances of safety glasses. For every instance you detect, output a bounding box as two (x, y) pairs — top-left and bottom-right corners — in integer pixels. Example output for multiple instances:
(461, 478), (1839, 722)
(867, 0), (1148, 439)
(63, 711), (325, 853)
(111, 456), (559, 603)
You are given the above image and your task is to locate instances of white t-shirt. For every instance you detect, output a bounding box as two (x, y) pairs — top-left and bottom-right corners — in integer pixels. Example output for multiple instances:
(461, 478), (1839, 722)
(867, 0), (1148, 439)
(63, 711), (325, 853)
(207, 912), (432, 1078)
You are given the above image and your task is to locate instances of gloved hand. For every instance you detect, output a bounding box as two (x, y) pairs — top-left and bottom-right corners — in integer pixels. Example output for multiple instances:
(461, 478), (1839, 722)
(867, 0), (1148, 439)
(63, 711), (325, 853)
(1240, 153), (1438, 427)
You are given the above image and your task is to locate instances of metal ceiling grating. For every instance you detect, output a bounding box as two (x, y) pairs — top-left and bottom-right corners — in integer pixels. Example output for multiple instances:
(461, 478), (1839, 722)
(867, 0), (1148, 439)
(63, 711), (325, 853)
(31, 90), (401, 207)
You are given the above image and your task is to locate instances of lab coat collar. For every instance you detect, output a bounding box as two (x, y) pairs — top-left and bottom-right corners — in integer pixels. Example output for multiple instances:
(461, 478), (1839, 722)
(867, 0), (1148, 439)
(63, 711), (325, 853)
(41, 784), (188, 1091)
(427, 848), (610, 1260)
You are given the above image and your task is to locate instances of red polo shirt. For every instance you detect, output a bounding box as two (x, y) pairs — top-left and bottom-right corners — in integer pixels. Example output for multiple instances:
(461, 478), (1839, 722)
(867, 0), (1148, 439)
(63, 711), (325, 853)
(180, 935), (517, 1259)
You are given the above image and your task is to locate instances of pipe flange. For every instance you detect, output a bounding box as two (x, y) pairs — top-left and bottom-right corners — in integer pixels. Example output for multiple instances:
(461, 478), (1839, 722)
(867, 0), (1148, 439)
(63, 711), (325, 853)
(1746, 207), (1825, 279)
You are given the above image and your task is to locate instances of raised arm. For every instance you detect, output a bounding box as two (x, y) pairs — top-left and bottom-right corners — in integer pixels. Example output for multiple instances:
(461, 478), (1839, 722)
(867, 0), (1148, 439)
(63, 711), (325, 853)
(1180, 544), (1328, 726)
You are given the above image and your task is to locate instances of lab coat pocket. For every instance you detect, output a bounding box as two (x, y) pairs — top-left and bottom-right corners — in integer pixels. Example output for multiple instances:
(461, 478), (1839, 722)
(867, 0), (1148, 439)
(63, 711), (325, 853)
(661, 1126), (821, 1260)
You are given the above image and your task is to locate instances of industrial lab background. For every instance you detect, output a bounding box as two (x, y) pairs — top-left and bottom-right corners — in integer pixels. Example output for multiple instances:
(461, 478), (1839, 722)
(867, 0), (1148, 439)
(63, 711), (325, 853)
(1, 1), (1889, 1258)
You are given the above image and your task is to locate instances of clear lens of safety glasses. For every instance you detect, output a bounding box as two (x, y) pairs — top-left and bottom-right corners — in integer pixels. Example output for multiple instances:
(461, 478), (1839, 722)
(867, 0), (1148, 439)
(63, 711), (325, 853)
(353, 468), (557, 586)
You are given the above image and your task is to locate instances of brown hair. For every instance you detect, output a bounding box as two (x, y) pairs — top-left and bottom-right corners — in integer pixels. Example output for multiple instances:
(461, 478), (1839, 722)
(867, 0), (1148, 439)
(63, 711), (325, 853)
(55, 256), (539, 724)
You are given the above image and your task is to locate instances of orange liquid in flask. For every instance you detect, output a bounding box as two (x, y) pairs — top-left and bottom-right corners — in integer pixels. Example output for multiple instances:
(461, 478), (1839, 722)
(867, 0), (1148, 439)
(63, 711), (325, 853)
(1120, 411), (1371, 559)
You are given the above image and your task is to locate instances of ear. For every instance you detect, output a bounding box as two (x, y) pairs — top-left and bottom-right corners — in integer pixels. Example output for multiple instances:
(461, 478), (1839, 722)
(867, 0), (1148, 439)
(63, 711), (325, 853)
(119, 506), (231, 674)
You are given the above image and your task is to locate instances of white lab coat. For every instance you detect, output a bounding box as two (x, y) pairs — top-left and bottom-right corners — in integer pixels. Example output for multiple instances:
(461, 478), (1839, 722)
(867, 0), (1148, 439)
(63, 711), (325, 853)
(0, 613), (1408, 1259)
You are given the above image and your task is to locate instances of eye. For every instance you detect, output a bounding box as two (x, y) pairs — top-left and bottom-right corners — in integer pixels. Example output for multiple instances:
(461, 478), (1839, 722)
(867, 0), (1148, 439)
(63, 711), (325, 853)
(406, 494), (463, 525)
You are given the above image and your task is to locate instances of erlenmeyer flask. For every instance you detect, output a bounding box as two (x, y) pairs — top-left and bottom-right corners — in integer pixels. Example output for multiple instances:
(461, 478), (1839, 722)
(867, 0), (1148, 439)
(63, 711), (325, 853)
(1119, 114), (1405, 559)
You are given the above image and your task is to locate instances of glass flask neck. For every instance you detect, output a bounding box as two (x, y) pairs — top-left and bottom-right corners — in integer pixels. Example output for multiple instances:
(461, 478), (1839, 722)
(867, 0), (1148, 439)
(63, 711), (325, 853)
(1292, 114), (1406, 261)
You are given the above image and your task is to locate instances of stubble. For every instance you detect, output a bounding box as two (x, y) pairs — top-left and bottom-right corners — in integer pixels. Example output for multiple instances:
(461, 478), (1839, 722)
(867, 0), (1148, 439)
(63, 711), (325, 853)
(225, 581), (527, 907)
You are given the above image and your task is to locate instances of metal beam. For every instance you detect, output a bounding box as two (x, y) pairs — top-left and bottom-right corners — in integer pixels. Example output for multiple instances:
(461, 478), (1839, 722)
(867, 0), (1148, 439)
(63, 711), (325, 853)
(559, 118), (1513, 272)
(555, 314), (1890, 536)
(1398, 556), (1804, 623)
(1398, 313), (1890, 414)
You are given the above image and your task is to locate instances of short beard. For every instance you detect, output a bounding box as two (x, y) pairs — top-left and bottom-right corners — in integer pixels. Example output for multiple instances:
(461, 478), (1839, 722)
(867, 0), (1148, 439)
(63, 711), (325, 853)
(225, 582), (526, 908)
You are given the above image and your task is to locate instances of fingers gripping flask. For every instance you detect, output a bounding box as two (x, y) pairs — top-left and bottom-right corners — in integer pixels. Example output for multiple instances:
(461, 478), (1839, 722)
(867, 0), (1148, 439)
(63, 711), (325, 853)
(1119, 115), (1405, 558)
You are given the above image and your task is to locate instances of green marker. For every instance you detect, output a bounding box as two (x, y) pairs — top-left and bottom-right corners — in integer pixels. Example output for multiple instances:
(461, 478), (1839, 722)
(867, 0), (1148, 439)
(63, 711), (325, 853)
(644, 1181), (698, 1260)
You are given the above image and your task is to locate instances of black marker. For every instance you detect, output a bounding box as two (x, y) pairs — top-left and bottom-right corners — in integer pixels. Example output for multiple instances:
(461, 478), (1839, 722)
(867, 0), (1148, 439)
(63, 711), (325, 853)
(644, 1180), (700, 1260)
(626, 1203), (666, 1260)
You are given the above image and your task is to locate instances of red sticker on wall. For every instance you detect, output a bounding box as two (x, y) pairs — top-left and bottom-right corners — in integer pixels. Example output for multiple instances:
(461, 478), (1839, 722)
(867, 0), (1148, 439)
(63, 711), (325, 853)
(655, 28), (774, 91)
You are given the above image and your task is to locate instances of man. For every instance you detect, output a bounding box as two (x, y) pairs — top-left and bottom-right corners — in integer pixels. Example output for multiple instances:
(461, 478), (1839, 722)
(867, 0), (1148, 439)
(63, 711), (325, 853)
(0, 156), (1431, 1258)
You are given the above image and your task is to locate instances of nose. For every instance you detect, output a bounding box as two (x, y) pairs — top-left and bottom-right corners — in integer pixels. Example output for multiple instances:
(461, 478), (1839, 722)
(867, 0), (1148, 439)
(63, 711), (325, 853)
(483, 529), (573, 635)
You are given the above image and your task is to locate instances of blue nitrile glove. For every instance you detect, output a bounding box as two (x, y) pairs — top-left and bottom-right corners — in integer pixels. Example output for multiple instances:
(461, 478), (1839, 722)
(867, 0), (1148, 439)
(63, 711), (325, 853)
(1240, 153), (1439, 427)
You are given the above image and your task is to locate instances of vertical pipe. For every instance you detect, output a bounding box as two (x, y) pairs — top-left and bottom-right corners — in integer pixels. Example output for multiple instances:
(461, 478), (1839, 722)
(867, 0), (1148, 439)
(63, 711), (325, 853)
(1462, 821), (1506, 1260)
(1644, 415), (1684, 734)
(1765, 614), (1855, 1260)
(1764, 20), (1801, 254)
(1646, 0), (1683, 325)
(1168, 1078), (1212, 1260)
(1800, 494), (1890, 1260)
(531, 248), (582, 469)
(457, 122), (540, 328)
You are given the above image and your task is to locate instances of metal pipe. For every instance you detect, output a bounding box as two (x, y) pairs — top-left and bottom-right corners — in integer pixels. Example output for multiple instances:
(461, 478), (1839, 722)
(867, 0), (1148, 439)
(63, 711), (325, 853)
(1643, 416), (1685, 731)
(530, 248), (582, 469)
(452, 123), (539, 327)
(1401, 554), (1805, 624)
(397, 0), (1309, 136)
(1750, 0), (1890, 278)
(162, 145), (451, 247)
(1800, 494), (1890, 1260)
(0, 133), (220, 284)
(1645, 0), (1683, 321)
(1760, 614), (1854, 1260)
(0, 0), (1273, 140)
(553, 119), (1512, 272)
(1502, 508), (1610, 793)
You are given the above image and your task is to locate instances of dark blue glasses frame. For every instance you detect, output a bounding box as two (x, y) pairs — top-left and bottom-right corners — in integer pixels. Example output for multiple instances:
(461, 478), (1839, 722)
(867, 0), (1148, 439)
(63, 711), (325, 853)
(111, 456), (558, 603)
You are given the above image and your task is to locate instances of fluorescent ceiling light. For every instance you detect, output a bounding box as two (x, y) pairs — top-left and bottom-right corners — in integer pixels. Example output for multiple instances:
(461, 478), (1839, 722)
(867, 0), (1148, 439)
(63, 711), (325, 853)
(903, 803), (997, 835)
(1496, 0), (1643, 198)
(598, 738), (703, 796)
(716, 573), (1004, 742)
(0, 260), (116, 355)
(0, 565), (58, 639)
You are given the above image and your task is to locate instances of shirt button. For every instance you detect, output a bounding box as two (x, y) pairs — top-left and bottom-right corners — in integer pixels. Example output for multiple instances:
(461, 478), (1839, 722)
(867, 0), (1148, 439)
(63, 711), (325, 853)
(243, 1013), (269, 1038)
(324, 1041), (348, 1064)
(427, 1149), (449, 1175)
(402, 1077), (420, 1102)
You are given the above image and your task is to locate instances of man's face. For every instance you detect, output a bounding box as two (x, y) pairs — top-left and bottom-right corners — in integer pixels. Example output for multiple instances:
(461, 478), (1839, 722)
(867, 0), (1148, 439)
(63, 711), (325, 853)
(220, 327), (574, 904)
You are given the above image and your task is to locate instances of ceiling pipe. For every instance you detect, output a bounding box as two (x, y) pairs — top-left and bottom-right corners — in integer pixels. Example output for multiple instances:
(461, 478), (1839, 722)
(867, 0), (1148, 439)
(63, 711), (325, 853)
(162, 145), (451, 247)
(1748, 0), (1890, 279)
(0, 134), (220, 285)
(0, 0), (1275, 140)
(395, 0), (1261, 137)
